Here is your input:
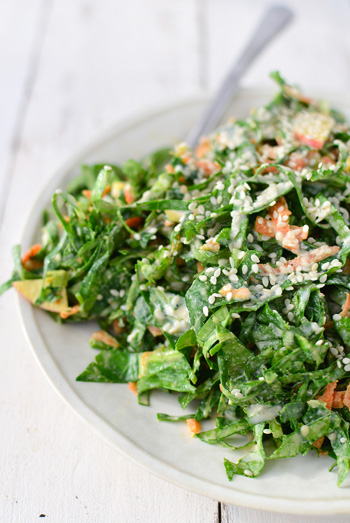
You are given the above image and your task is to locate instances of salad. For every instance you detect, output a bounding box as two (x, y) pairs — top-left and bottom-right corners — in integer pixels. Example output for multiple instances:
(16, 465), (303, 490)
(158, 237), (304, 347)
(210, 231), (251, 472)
(3, 72), (350, 486)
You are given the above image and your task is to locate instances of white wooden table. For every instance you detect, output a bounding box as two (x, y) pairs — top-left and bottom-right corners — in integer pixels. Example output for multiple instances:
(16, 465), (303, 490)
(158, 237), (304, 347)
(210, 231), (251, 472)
(1, 1), (350, 521)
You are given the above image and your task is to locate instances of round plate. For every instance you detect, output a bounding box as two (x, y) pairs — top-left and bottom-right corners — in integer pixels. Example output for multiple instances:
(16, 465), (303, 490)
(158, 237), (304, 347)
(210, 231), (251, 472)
(19, 88), (350, 515)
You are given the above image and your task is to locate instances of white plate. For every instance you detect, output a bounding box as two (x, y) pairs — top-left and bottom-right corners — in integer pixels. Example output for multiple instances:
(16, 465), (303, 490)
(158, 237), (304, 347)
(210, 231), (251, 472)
(19, 88), (350, 515)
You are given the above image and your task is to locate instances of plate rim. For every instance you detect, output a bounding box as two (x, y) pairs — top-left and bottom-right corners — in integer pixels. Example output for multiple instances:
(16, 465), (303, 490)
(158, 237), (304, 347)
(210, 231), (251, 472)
(17, 88), (350, 515)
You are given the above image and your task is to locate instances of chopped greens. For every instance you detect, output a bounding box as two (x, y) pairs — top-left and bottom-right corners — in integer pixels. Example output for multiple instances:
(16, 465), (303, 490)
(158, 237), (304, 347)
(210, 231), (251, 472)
(5, 72), (350, 486)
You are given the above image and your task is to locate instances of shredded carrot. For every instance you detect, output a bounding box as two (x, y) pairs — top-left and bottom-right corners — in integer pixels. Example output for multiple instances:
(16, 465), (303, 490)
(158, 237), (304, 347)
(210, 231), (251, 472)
(219, 286), (251, 300)
(195, 137), (211, 158)
(313, 437), (324, 449)
(165, 164), (175, 174)
(341, 293), (350, 318)
(286, 152), (306, 171)
(343, 383), (350, 410)
(201, 239), (220, 252)
(91, 330), (119, 347)
(186, 419), (201, 434)
(102, 185), (111, 197)
(113, 319), (125, 334)
(259, 245), (340, 275)
(317, 381), (338, 410)
(60, 304), (80, 319)
(82, 190), (92, 199)
(255, 197), (308, 253)
(125, 216), (143, 229)
(83, 186), (110, 199)
(254, 217), (275, 237)
(286, 246), (339, 271)
(332, 391), (345, 409)
(147, 326), (163, 337)
(21, 244), (42, 265)
(124, 186), (134, 204)
(195, 159), (220, 176)
(197, 261), (204, 273)
(128, 382), (138, 395)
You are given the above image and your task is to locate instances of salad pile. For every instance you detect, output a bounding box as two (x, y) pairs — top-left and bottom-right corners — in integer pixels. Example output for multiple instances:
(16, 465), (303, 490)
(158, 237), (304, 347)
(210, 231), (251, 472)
(4, 72), (350, 485)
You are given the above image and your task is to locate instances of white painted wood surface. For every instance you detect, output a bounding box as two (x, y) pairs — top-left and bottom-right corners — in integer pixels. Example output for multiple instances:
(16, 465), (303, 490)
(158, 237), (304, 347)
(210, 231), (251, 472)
(1, 0), (350, 521)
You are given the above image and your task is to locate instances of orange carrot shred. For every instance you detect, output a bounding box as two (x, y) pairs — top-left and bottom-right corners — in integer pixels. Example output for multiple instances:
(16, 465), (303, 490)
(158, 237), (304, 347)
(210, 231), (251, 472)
(91, 330), (119, 347)
(186, 419), (201, 434)
(60, 304), (80, 320)
(341, 293), (350, 318)
(21, 244), (42, 265)
(124, 187), (134, 204)
(82, 190), (92, 199)
(128, 382), (138, 395)
(343, 383), (350, 410)
(332, 391), (345, 409)
(125, 216), (143, 229)
(313, 437), (324, 449)
(317, 381), (338, 410)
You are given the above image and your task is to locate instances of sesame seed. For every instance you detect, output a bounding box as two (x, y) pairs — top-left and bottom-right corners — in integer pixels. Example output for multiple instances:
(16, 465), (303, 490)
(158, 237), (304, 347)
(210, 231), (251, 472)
(210, 276), (217, 285)
(344, 364), (350, 372)
(199, 275), (207, 282)
(340, 437), (347, 444)
(315, 339), (324, 346)
(244, 469), (253, 477)
(333, 314), (342, 322)
(214, 268), (221, 278)
(300, 425), (310, 437)
(226, 292), (233, 301)
(337, 360), (342, 368)
(258, 377), (265, 381)
(188, 202), (196, 211)
(251, 254), (260, 263)
(263, 428), (271, 435)
(242, 265), (248, 275)
(203, 306), (209, 317)
(234, 392), (244, 399)
(208, 295), (216, 305)
(231, 312), (240, 318)
(319, 274), (327, 283)
(342, 357), (350, 364)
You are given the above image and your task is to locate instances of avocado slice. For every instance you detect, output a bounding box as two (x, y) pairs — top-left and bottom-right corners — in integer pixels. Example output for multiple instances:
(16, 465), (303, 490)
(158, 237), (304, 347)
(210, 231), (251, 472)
(13, 270), (69, 313)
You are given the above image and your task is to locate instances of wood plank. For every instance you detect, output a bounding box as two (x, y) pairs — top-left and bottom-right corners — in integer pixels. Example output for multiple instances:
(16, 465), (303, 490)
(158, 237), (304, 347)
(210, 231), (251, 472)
(2, 0), (202, 238)
(0, 0), (48, 224)
(221, 504), (350, 523)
